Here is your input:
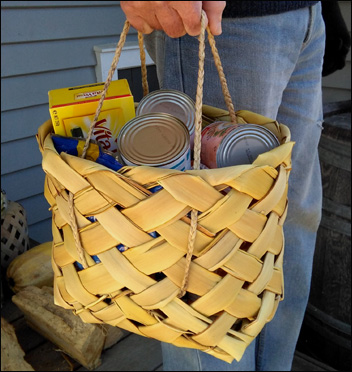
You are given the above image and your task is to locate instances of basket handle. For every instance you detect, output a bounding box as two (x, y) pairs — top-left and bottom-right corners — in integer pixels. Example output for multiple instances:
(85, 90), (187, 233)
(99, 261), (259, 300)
(81, 11), (236, 160)
(70, 11), (237, 294)
(177, 11), (237, 297)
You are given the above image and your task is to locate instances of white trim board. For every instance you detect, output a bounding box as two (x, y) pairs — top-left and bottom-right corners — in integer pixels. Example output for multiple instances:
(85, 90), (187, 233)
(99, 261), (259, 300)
(94, 41), (154, 82)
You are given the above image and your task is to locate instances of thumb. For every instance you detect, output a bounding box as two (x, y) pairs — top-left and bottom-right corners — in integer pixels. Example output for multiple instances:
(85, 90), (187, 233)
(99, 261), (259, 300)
(202, 1), (226, 35)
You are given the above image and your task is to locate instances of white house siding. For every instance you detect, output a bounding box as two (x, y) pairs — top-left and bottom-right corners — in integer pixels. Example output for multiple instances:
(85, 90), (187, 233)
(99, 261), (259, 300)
(1, 1), (137, 243)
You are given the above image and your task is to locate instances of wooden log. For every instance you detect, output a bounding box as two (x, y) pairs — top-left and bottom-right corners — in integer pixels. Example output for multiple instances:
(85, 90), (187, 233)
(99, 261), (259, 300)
(1, 317), (35, 371)
(102, 324), (126, 350)
(11, 286), (115, 370)
(6, 241), (54, 293)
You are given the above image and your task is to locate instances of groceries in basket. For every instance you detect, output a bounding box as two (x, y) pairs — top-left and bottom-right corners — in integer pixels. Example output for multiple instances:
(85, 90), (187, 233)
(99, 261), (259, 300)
(136, 89), (196, 148)
(51, 135), (123, 171)
(48, 79), (135, 154)
(48, 81), (281, 172)
(200, 120), (280, 168)
(131, 89), (280, 169)
(117, 112), (191, 171)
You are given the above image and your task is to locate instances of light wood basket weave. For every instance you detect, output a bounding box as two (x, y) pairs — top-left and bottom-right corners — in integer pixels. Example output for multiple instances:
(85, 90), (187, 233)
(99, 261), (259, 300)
(1, 200), (30, 270)
(36, 12), (294, 363)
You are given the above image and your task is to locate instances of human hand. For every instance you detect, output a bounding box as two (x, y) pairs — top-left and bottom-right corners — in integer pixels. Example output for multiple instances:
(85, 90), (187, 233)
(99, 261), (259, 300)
(120, 1), (226, 38)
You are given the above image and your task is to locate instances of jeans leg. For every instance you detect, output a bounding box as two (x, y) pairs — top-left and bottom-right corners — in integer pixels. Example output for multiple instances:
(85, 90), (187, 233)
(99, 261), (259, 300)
(145, 4), (325, 371)
(256, 4), (325, 371)
(161, 341), (256, 371)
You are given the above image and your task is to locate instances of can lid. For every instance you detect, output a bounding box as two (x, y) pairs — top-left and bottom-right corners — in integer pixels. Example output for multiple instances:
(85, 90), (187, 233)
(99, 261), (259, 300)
(136, 89), (195, 135)
(117, 113), (190, 166)
(217, 124), (280, 167)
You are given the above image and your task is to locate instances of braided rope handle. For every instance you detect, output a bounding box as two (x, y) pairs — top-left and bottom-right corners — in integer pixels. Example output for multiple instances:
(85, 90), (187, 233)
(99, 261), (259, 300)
(178, 12), (206, 297)
(69, 12), (237, 288)
(207, 30), (237, 124)
(81, 12), (236, 159)
(138, 31), (149, 97)
(178, 12), (237, 296)
(81, 20), (130, 159)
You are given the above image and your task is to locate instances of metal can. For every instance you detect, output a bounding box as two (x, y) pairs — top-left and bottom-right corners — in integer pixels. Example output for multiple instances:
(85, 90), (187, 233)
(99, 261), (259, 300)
(117, 113), (191, 171)
(136, 89), (196, 148)
(201, 121), (280, 168)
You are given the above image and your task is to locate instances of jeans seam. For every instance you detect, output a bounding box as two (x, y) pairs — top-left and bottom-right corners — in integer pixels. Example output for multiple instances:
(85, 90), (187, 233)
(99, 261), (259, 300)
(195, 350), (202, 371)
(255, 325), (267, 370)
(178, 37), (185, 92)
(303, 6), (314, 45)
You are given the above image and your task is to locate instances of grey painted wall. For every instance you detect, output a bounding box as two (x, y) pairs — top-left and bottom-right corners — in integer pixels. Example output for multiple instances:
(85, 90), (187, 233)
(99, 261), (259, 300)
(1, 1), (138, 242)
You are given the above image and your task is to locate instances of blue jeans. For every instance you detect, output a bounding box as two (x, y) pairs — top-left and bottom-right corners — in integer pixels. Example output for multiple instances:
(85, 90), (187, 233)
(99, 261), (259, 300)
(144, 3), (325, 371)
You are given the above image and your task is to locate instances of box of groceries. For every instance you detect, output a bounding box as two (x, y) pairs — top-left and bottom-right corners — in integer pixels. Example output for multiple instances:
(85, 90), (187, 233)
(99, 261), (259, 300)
(48, 79), (135, 154)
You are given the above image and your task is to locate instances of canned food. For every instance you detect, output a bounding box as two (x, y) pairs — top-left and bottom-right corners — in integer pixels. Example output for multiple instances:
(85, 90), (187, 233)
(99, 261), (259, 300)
(136, 89), (196, 148)
(117, 113), (191, 171)
(201, 121), (280, 168)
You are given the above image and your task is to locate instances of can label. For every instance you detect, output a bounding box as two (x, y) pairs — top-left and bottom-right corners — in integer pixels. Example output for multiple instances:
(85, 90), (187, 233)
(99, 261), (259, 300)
(201, 121), (280, 168)
(201, 122), (241, 168)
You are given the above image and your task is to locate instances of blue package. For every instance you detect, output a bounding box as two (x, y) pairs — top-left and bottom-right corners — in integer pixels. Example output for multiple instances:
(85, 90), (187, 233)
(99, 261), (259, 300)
(149, 231), (159, 238)
(117, 244), (128, 252)
(92, 255), (101, 263)
(75, 261), (84, 271)
(116, 231), (159, 253)
(52, 135), (123, 172)
(149, 185), (163, 193)
(95, 151), (123, 171)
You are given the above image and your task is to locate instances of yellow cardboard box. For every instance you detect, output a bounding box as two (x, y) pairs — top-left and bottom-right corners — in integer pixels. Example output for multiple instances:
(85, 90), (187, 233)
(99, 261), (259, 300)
(48, 79), (135, 154)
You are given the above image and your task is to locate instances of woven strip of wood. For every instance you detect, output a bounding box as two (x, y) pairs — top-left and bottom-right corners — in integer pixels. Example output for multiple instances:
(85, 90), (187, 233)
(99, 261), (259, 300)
(36, 12), (294, 363)
(1, 201), (29, 269)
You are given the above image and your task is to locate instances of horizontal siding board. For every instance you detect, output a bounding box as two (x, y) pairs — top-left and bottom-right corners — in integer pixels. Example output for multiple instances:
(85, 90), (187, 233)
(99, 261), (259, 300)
(1, 66), (96, 111)
(27, 218), (53, 243)
(2, 37), (102, 77)
(2, 1), (120, 8)
(1, 6), (132, 44)
(1, 34), (137, 78)
(1, 136), (42, 174)
(1, 105), (50, 143)
(19, 193), (51, 225)
(1, 166), (46, 201)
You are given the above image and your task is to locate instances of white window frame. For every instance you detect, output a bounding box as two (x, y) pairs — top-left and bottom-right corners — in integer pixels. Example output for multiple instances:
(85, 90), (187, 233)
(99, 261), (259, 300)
(94, 41), (154, 83)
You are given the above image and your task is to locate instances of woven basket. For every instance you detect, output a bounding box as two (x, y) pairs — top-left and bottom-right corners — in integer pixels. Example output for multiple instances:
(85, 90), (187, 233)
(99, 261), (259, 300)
(1, 200), (30, 270)
(36, 12), (294, 363)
